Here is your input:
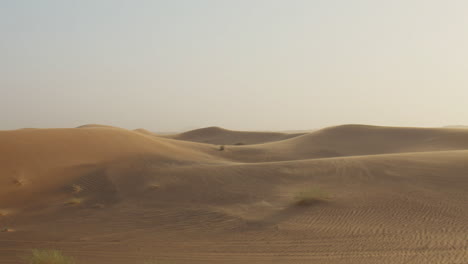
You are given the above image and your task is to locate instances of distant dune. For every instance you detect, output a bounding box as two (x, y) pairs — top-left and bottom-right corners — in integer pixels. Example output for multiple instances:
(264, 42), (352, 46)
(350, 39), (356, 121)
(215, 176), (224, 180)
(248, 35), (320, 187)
(176, 124), (468, 162)
(444, 125), (468, 128)
(133, 128), (159, 137)
(0, 124), (467, 264)
(76, 124), (120, 129)
(258, 124), (468, 159)
(169, 126), (305, 145)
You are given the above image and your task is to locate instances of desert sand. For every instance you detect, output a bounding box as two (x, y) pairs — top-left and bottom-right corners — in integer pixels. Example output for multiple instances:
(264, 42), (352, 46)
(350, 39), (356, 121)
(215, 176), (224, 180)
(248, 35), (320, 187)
(0, 124), (467, 263)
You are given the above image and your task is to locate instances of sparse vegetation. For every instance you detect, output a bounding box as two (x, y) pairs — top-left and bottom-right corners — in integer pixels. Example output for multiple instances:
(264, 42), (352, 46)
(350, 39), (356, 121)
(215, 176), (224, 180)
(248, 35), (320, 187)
(294, 187), (331, 206)
(71, 184), (83, 194)
(148, 183), (161, 190)
(23, 249), (75, 264)
(65, 198), (83, 206)
(1, 227), (14, 232)
(13, 177), (26, 186)
(219, 145), (225, 151)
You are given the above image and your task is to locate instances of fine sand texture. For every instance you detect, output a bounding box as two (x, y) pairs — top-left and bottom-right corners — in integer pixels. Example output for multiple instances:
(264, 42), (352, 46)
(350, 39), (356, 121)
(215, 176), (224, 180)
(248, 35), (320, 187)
(0, 124), (467, 263)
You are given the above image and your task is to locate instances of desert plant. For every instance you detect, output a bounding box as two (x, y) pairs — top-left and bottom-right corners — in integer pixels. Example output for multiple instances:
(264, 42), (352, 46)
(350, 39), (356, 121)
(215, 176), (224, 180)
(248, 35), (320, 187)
(23, 249), (75, 264)
(294, 187), (331, 206)
(1, 227), (14, 232)
(64, 198), (82, 206)
(13, 177), (26, 186)
(148, 183), (161, 190)
(219, 145), (225, 151)
(71, 184), (83, 194)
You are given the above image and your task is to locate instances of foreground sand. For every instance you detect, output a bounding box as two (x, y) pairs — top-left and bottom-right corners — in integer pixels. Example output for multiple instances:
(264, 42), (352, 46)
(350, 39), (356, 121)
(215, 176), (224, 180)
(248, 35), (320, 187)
(0, 124), (467, 263)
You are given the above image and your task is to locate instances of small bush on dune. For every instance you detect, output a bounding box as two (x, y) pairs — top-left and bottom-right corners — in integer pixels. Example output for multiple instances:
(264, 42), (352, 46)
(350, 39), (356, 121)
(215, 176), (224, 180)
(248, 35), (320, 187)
(218, 145), (225, 151)
(294, 187), (331, 206)
(23, 249), (75, 264)
(148, 183), (161, 190)
(1, 227), (14, 232)
(71, 184), (83, 194)
(13, 177), (26, 186)
(65, 198), (83, 206)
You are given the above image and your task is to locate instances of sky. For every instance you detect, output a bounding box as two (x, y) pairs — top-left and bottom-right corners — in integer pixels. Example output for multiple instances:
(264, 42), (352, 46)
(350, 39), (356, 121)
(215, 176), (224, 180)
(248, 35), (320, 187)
(1, 0), (468, 132)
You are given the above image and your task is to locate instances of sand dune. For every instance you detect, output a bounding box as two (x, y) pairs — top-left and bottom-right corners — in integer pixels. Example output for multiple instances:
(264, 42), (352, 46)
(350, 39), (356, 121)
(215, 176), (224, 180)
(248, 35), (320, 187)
(0, 127), (219, 209)
(76, 124), (120, 129)
(217, 124), (468, 162)
(169, 126), (305, 145)
(133, 128), (160, 138)
(0, 125), (467, 264)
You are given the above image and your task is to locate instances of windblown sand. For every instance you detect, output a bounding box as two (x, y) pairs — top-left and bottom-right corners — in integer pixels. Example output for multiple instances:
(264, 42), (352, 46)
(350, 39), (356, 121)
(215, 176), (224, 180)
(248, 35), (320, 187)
(0, 124), (467, 263)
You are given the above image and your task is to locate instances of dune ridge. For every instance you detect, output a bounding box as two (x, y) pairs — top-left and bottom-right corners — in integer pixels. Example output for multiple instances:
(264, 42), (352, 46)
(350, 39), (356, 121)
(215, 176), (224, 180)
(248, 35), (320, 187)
(168, 126), (305, 145)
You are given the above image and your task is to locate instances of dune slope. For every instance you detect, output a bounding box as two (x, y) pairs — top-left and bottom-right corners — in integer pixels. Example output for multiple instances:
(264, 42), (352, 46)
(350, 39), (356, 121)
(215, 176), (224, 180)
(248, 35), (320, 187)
(0, 127), (220, 209)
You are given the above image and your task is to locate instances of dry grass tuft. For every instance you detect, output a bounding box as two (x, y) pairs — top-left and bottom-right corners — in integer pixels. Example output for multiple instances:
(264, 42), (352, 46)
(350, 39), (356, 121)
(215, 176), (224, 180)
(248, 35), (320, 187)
(65, 198), (83, 206)
(71, 184), (83, 194)
(1, 227), (14, 233)
(23, 249), (75, 264)
(148, 183), (161, 190)
(13, 177), (26, 186)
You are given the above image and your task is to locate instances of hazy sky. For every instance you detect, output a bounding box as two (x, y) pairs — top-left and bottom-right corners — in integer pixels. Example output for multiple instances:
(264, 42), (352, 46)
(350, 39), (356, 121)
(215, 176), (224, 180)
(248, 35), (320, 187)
(2, 0), (468, 131)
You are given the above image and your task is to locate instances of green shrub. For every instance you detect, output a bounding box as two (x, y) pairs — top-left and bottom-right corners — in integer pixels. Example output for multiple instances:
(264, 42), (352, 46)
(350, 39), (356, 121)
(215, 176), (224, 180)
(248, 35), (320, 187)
(23, 249), (75, 264)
